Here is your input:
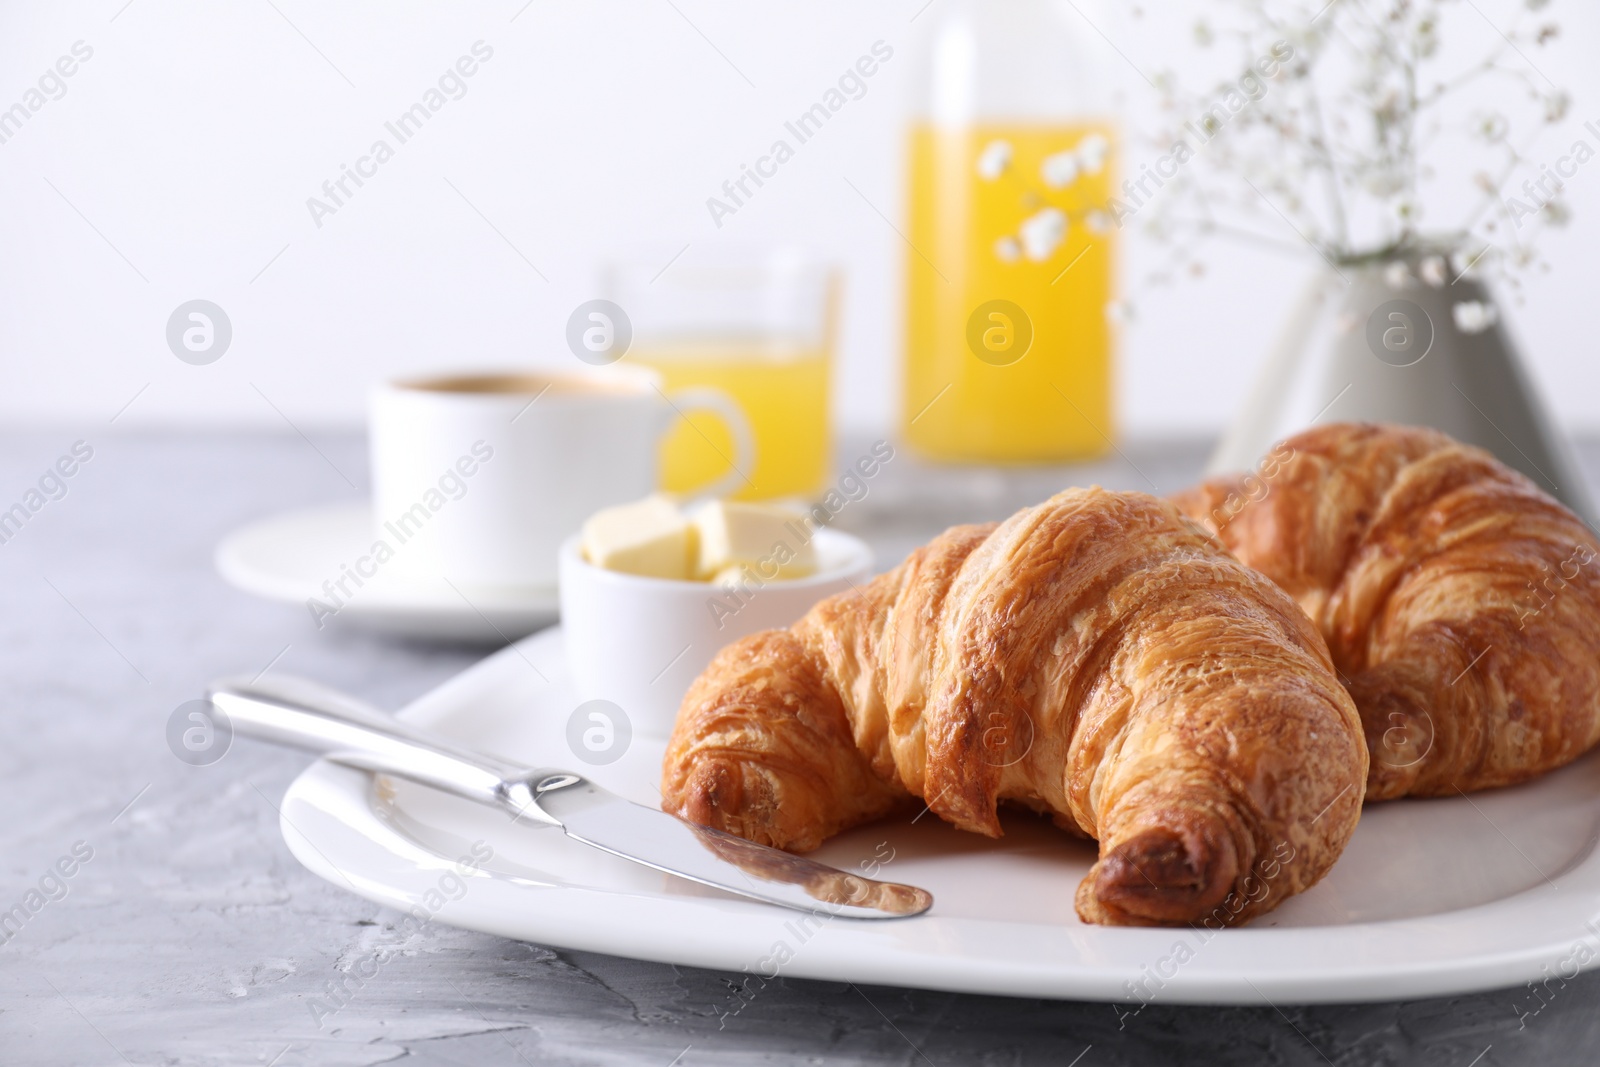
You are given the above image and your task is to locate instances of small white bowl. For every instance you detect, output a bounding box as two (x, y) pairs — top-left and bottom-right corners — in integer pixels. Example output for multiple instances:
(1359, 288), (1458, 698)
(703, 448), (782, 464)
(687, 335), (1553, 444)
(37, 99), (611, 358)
(558, 529), (874, 736)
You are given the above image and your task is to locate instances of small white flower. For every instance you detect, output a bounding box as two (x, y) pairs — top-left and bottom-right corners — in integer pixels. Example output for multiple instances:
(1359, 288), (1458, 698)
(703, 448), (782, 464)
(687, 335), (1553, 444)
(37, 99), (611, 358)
(1382, 261), (1411, 289)
(1085, 210), (1113, 235)
(1364, 172), (1407, 197)
(1041, 150), (1080, 189)
(1419, 255), (1448, 287)
(1019, 207), (1068, 261)
(1453, 300), (1499, 334)
(1415, 18), (1439, 59)
(976, 140), (1012, 181)
(994, 235), (1021, 263)
(1472, 111), (1509, 143)
(1076, 132), (1110, 175)
(1450, 248), (1487, 278)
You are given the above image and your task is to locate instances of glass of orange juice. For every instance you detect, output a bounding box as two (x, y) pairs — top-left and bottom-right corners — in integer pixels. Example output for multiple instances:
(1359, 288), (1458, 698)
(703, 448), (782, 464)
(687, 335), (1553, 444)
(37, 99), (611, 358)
(603, 250), (836, 501)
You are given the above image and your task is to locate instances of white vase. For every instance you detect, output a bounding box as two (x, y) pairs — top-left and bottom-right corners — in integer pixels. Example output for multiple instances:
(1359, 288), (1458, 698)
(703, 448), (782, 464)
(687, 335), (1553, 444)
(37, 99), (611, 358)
(1207, 251), (1597, 527)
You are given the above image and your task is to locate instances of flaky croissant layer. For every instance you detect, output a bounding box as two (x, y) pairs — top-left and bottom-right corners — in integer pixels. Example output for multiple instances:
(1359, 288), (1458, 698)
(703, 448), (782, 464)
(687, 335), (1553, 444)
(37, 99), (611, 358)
(662, 488), (1366, 927)
(1173, 422), (1600, 800)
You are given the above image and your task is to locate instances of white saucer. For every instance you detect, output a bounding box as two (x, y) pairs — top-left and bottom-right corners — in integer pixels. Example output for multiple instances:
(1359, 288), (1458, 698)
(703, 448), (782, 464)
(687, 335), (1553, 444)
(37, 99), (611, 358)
(276, 626), (1600, 1004)
(215, 501), (559, 642)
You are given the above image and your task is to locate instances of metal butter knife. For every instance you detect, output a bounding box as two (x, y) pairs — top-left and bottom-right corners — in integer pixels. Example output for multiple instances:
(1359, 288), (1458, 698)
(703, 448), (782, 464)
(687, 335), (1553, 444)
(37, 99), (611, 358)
(208, 675), (932, 920)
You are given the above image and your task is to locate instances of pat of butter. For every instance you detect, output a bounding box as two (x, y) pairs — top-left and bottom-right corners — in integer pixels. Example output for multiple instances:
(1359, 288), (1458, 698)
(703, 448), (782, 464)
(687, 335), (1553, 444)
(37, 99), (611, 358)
(692, 500), (816, 581)
(581, 495), (697, 579)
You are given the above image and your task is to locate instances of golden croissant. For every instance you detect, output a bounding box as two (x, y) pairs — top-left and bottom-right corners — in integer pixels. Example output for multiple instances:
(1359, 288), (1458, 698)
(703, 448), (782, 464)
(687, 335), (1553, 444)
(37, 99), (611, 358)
(1172, 422), (1600, 800)
(661, 488), (1366, 927)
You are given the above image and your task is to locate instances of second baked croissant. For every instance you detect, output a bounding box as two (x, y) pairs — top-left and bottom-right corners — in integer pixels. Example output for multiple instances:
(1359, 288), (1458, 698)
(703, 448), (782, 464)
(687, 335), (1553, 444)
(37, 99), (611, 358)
(662, 488), (1366, 927)
(1172, 422), (1600, 800)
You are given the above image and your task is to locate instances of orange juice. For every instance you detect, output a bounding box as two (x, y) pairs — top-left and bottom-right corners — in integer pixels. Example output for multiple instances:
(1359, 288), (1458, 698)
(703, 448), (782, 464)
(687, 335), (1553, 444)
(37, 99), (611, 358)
(904, 122), (1115, 462)
(628, 343), (830, 501)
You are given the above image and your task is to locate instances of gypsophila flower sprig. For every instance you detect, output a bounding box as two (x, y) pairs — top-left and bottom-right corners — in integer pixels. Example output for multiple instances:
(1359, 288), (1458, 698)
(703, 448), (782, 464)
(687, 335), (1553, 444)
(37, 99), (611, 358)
(1118, 0), (1570, 305)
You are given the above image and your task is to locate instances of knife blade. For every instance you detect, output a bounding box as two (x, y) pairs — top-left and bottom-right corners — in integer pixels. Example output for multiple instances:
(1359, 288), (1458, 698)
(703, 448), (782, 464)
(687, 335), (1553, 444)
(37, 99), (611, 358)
(530, 772), (931, 917)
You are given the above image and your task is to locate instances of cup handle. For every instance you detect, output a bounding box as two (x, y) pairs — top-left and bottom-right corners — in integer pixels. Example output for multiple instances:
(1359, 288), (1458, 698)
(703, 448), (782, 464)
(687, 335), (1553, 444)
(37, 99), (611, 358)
(661, 386), (757, 501)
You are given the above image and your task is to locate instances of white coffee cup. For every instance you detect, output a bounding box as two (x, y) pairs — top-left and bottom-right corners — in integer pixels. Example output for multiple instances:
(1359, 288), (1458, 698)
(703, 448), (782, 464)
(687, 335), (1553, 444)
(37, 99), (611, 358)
(558, 528), (873, 735)
(369, 368), (754, 589)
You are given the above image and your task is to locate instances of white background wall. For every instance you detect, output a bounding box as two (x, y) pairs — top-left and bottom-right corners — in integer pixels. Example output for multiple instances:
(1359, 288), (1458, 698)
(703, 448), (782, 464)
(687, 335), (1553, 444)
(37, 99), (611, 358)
(1, 0), (1596, 438)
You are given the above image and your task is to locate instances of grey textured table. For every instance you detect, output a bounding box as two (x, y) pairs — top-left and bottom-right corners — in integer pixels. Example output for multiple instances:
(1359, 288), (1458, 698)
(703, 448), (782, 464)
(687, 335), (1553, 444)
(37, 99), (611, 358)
(4, 428), (1600, 1066)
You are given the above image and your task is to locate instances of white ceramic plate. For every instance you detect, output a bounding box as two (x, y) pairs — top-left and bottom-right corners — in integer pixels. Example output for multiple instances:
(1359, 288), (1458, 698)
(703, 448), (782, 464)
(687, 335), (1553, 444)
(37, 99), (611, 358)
(277, 627), (1600, 1005)
(216, 502), (558, 642)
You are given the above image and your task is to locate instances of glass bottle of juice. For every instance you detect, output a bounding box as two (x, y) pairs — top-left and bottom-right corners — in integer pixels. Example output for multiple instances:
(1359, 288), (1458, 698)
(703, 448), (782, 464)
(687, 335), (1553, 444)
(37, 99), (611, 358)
(903, 0), (1116, 462)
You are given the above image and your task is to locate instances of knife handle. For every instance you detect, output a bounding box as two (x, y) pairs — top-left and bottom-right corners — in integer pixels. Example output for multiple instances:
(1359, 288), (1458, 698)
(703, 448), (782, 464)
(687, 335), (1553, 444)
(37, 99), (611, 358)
(207, 674), (558, 826)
